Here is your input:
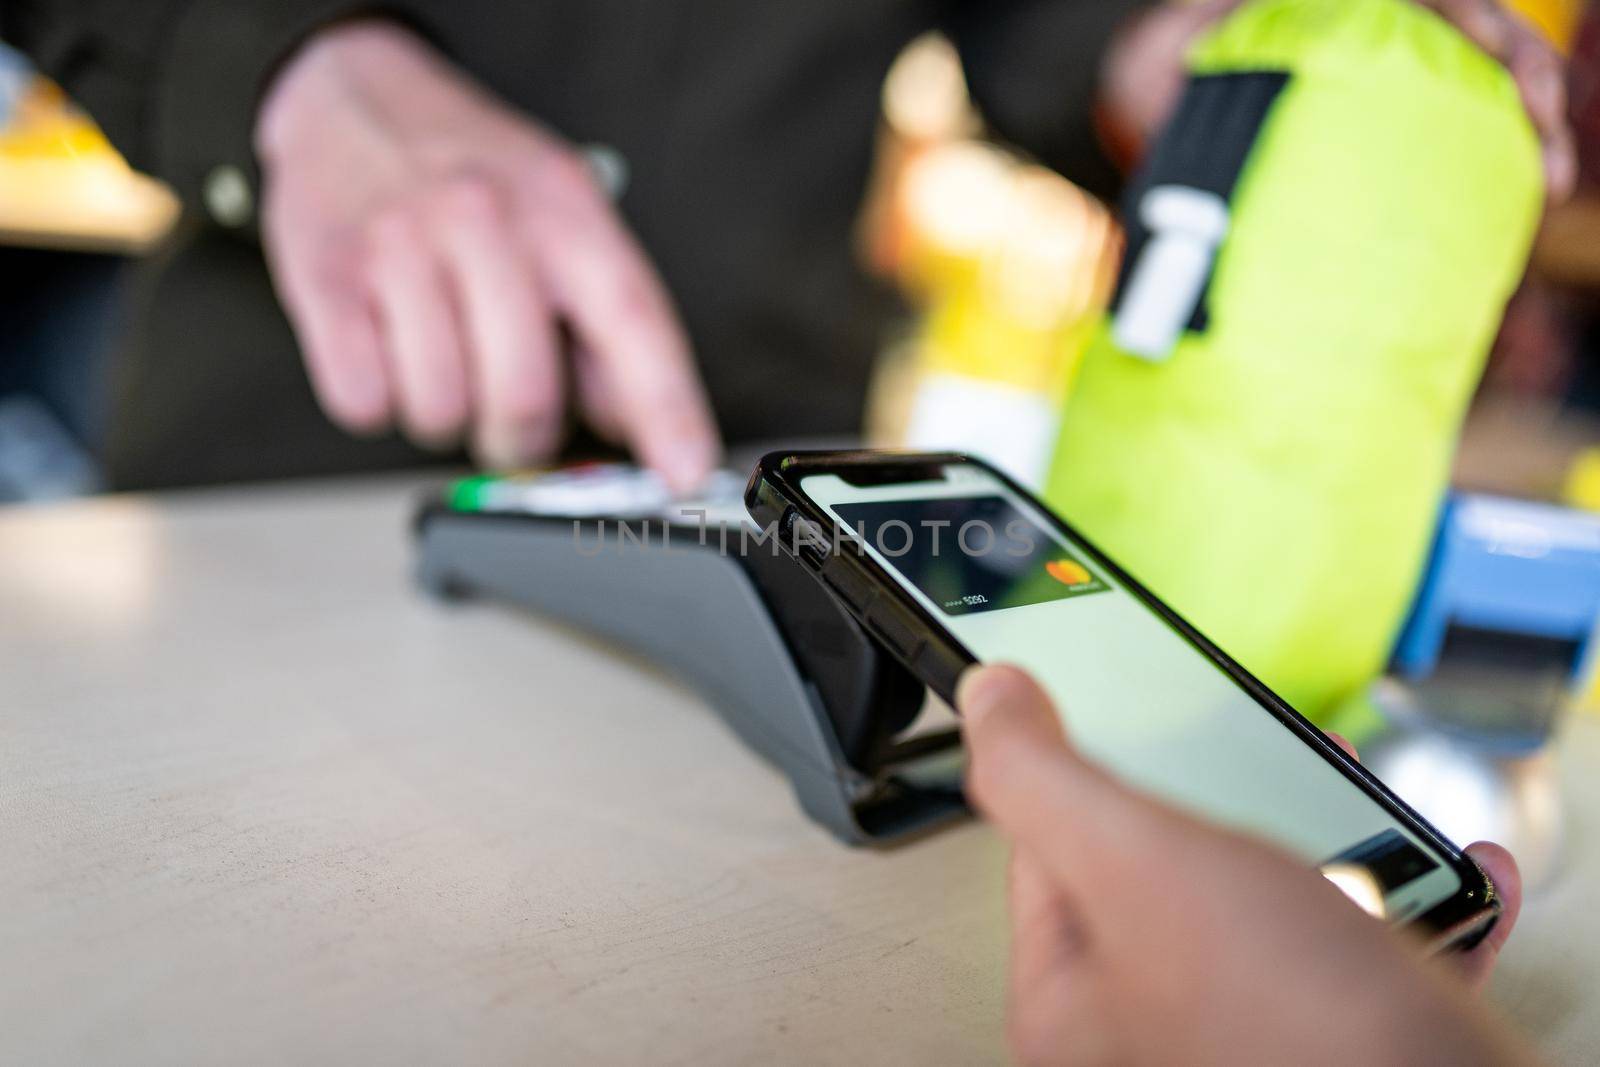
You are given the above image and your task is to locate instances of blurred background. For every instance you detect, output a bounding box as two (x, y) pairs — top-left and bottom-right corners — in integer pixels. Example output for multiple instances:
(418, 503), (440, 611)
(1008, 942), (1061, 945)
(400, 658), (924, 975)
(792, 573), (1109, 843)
(4, 0), (1600, 883)
(2, 2), (1598, 501)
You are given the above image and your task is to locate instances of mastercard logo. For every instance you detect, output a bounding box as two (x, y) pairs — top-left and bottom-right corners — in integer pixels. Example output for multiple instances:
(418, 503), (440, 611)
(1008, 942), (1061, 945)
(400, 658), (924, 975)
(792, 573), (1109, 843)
(1045, 559), (1093, 587)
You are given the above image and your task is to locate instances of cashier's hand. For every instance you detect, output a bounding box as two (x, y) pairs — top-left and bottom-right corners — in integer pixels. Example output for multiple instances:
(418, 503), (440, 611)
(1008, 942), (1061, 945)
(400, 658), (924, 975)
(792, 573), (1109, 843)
(254, 20), (720, 486)
(958, 665), (1538, 1067)
(1100, 0), (1577, 203)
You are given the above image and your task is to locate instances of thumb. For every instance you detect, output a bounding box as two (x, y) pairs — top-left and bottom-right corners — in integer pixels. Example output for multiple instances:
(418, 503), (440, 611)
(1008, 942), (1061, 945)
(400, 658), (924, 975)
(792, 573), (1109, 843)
(959, 664), (1190, 906)
(959, 662), (1072, 782)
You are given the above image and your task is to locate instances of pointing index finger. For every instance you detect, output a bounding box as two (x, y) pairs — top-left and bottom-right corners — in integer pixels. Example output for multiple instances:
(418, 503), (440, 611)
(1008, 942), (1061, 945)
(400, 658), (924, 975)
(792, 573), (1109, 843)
(518, 153), (721, 492)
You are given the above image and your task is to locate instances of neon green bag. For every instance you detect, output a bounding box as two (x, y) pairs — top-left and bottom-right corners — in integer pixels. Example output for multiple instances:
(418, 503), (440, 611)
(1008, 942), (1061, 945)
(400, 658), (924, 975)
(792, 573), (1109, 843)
(1046, 0), (1543, 721)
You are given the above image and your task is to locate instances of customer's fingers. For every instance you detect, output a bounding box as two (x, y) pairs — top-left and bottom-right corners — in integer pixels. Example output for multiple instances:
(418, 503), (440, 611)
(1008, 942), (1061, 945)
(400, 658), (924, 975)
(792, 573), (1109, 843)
(1008, 849), (1089, 991)
(264, 206), (392, 433)
(365, 208), (470, 448)
(1324, 731), (1359, 761)
(1506, 31), (1578, 202)
(518, 150), (720, 492)
(430, 177), (565, 468)
(1454, 842), (1524, 992)
(1006, 849), (1107, 1065)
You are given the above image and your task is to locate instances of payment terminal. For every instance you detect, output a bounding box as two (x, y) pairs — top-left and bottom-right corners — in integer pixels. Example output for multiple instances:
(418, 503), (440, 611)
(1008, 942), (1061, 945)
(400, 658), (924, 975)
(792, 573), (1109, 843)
(413, 463), (967, 845)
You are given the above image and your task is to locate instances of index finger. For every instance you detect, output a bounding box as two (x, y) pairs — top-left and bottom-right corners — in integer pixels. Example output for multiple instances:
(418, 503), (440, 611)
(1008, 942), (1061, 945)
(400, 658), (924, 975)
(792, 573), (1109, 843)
(518, 153), (721, 492)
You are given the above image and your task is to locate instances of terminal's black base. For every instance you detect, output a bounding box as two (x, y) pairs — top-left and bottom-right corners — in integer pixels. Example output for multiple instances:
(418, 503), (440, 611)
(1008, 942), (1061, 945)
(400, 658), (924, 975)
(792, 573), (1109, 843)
(414, 503), (969, 846)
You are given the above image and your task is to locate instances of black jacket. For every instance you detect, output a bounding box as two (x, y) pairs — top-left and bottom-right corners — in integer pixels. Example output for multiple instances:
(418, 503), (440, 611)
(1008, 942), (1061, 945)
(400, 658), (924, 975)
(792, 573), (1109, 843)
(4, 1), (1141, 488)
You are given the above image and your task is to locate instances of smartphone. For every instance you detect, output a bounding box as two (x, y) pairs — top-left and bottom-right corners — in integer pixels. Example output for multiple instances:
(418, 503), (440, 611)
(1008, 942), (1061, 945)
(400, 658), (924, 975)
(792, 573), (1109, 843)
(746, 450), (1498, 951)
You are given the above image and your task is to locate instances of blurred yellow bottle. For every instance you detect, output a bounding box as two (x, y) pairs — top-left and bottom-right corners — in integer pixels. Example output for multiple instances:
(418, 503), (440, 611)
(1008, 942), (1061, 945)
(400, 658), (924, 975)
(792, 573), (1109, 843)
(877, 141), (1118, 485)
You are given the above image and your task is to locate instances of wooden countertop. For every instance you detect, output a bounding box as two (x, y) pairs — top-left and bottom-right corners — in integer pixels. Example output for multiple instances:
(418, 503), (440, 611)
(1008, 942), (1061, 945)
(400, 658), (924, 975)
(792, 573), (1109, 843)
(1, 475), (1595, 1064)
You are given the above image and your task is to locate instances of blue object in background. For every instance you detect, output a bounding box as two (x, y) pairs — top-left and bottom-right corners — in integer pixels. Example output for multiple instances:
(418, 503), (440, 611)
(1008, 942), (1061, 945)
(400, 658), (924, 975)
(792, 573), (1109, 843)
(1393, 495), (1600, 681)
(0, 44), (29, 129)
(0, 395), (100, 500)
(0, 46), (122, 502)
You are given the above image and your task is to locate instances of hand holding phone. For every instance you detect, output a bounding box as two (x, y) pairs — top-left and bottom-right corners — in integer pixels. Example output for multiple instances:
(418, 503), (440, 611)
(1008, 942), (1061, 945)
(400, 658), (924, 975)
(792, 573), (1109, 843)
(960, 663), (1534, 1067)
(747, 451), (1501, 949)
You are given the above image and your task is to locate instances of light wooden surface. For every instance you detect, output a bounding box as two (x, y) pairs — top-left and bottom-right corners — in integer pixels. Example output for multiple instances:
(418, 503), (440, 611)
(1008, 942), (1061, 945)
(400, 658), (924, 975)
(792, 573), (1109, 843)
(1, 474), (1597, 1065)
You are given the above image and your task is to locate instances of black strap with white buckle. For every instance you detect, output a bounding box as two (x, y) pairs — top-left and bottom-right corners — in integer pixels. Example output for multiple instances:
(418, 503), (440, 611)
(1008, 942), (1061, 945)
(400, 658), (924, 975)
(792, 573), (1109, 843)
(1109, 71), (1291, 361)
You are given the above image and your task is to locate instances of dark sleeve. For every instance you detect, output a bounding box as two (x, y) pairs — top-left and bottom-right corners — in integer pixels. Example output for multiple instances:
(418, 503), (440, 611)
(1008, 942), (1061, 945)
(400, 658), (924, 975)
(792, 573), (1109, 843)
(944, 0), (1150, 200)
(0, 2), (420, 221)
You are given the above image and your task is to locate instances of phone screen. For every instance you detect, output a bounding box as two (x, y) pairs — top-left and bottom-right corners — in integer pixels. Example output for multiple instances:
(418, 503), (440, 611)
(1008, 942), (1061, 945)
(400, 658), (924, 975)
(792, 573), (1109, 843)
(801, 465), (1462, 922)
